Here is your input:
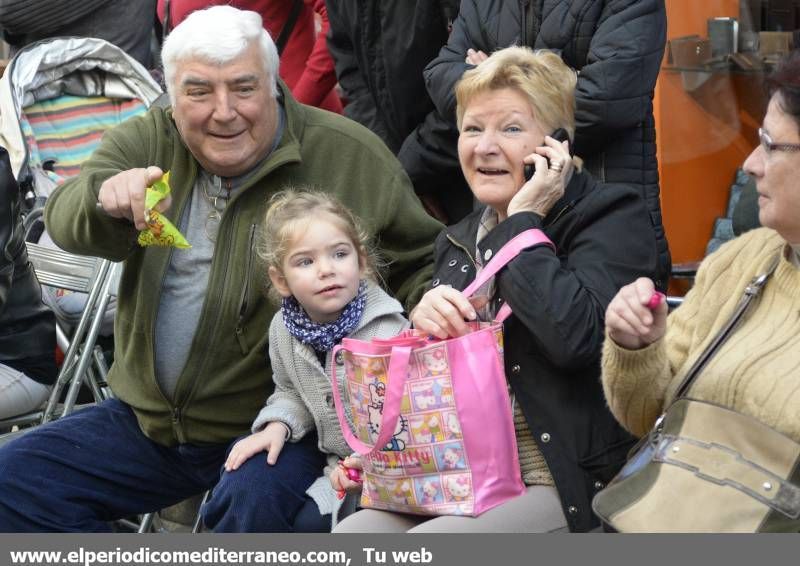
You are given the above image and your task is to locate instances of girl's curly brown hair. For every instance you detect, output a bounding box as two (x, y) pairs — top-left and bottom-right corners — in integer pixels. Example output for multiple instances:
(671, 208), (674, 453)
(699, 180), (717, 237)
(257, 187), (381, 303)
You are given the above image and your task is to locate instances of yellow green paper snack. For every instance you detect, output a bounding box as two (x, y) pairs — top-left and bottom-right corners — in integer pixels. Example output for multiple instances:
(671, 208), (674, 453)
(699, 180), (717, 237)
(137, 171), (191, 249)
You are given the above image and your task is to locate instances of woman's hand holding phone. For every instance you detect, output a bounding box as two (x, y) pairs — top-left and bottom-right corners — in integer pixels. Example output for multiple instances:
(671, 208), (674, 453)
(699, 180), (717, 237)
(523, 129), (570, 181)
(509, 131), (572, 218)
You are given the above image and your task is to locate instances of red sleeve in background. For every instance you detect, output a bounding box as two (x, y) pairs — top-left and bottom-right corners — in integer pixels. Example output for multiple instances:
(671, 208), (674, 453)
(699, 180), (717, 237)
(289, 0), (342, 112)
(157, 0), (222, 28)
(156, 0), (342, 113)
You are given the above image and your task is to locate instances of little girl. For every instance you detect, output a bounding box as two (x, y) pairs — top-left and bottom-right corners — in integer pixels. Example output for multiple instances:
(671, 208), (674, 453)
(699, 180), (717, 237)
(202, 188), (408, 532)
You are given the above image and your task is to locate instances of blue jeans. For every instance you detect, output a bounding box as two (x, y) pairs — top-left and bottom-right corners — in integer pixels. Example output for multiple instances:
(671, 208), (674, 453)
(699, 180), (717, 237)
(0, 399), (227, 532)
(201, 432), (328, 532)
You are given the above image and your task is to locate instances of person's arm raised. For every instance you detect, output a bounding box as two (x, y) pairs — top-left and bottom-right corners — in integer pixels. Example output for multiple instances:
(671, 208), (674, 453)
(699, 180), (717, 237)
(44, 113), (160, 261)
(97, 166), (169, 231)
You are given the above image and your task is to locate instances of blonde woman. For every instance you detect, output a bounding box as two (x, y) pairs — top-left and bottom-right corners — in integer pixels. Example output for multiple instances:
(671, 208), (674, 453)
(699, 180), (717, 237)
(335, 47), (659, 533)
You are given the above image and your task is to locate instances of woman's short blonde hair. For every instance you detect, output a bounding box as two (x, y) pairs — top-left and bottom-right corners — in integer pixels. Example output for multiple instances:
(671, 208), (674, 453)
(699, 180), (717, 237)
(455, 47), (577, 140)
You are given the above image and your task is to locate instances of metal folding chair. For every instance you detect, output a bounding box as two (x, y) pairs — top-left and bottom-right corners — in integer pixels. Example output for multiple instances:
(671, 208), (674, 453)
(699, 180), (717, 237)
(4, 242), (210, 533)
(0, 242), (119, 430)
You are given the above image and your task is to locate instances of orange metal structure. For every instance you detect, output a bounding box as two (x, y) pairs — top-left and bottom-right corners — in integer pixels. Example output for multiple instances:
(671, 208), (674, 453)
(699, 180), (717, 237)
(656, 0), (766, 272)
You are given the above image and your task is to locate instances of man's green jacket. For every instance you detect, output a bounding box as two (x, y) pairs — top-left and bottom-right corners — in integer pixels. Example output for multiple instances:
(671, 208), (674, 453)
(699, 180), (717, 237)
(44, 84), (441, 446)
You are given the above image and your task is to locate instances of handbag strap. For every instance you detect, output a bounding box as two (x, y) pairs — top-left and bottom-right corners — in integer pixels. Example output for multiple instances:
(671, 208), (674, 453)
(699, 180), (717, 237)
(276, 0), (304, 56)
(673, 252), (781, 400)
(330, 229), (554, 453)
(330, 344), (413, 456)
(461, 228), (554, 322)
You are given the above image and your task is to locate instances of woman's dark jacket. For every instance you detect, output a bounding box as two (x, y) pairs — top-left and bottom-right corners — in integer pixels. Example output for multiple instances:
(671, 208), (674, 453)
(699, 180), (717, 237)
(409, 0), (670, 287)
(0, 147), (56, 385)
(431, 170), (657, 532)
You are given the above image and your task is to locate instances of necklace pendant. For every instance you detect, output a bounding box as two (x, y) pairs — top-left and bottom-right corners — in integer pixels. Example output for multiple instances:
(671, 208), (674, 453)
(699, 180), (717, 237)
(205, 210), (222, 242)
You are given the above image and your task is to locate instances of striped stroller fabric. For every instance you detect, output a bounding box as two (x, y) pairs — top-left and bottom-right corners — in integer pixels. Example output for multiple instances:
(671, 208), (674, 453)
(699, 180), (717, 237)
(21, 95), (148, 184)
(18, 94), (145, 336)
(0, 39), (161, 342)
(0, 37), (163, 180)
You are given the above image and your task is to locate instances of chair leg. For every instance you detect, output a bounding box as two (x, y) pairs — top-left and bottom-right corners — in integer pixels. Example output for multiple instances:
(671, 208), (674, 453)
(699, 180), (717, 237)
(84, 366), (104, 403)
(60, 263), (117, 418)
(55, 322), (70, 354)
(192, 490), (211, 533)
(137, 512), (155, 533)
(42, 260), (112, 423)
(90, 346), (113, 400)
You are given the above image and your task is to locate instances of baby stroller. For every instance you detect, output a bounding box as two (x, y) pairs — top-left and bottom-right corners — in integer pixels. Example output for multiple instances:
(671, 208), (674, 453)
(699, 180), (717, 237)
(0, 37), (162, 420)
(0, 37), (162, 200)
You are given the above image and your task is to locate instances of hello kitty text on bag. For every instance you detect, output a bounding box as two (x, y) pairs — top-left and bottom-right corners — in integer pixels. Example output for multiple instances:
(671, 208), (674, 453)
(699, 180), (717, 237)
(331, 230), (553, 516)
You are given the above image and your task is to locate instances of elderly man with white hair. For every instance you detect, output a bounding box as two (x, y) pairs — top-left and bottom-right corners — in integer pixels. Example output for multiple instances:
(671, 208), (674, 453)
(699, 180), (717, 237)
(0, 5), (440, 532)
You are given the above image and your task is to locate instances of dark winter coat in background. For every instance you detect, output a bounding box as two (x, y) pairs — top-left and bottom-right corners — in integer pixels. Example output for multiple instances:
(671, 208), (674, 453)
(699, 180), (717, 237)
(326, 0), (474, 222)
(410, 0), (670, 286)
(0, 147), (56, 386)
(0, 0), (156, 67)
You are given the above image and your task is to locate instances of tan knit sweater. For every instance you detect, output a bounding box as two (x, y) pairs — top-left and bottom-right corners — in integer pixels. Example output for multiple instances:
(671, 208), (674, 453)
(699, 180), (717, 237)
(513, 402), (554, 486)
(602, 228), (800, 442)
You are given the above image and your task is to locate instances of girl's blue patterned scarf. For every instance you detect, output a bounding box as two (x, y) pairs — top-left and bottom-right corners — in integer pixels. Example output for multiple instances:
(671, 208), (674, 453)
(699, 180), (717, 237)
(282, 280), (368, 353)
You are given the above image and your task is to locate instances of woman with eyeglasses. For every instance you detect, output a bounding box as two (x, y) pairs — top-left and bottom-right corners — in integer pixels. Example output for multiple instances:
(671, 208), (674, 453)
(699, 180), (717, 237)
(600, 50), (800, 523)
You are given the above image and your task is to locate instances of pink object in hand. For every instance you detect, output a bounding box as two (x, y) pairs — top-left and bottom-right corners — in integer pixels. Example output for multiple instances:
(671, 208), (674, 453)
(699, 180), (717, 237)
(345, 467), (362, 482)
(646, 292), (665, 310)
(336, 464), (362, 500)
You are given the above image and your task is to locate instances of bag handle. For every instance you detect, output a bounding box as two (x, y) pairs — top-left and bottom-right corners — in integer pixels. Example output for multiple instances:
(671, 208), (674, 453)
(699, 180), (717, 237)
(331, 230), (554, 453)
(331, 344), (413, 455)
(672, 252), (780, 400)
(461, 228), (554, 322)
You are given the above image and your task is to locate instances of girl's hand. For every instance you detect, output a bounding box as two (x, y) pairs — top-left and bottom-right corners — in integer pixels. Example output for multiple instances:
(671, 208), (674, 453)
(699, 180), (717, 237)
(410, 285), (477, 339)
(507, 135), (572, 219)
(224, 422), (288, 471)
(605, 278), (668, 350)
(329, 456), (363, 493)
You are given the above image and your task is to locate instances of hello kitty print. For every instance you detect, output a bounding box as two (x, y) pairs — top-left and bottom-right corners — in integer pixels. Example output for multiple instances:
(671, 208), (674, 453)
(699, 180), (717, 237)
(341, 341), (477, 516)
(333, 238), (549, 517)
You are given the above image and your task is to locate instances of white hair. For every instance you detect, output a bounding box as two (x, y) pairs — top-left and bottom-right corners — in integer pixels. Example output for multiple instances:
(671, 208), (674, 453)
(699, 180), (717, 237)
(161, 5), (279, 105)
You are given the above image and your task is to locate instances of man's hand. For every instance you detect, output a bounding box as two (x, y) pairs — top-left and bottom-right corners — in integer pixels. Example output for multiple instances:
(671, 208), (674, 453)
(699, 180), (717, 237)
(224, 421), (288, 471)
(97, 166), (169, 230)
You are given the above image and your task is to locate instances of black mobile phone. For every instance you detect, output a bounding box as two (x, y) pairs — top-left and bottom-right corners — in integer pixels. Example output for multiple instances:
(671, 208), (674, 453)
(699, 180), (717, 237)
(524, 128), (570, 181)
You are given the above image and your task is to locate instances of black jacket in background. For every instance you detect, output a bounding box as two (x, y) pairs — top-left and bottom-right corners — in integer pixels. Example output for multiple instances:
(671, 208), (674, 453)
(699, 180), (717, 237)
(431, 170), (657, 531)
(0, 147), (56, 385)
(409, 0), (670, 287)
(0, 0), (156, 67)
(326, 0), (474, 222)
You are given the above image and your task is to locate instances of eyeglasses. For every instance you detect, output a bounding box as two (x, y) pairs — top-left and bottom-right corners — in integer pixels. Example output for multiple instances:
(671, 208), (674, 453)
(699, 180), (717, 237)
(758, 128), (800, 155)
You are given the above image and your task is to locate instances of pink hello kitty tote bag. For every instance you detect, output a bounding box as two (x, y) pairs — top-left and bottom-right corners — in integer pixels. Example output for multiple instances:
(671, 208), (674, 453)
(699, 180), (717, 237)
(331, 230), (553, 517)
